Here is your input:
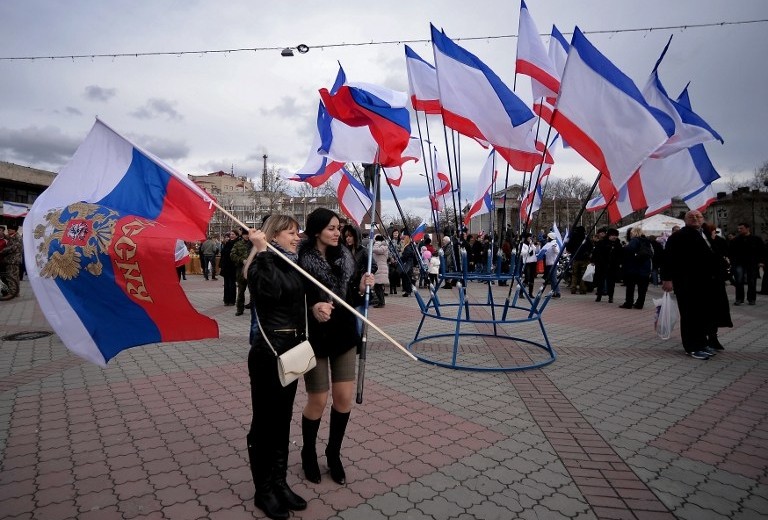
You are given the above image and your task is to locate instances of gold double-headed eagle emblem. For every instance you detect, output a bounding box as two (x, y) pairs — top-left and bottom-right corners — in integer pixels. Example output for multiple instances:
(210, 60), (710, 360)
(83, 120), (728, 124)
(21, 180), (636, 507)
(34, 202), (119, 280)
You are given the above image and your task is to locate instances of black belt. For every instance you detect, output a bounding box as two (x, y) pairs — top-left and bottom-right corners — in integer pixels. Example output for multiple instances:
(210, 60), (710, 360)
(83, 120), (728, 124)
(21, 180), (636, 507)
(267, 328), (301, 336)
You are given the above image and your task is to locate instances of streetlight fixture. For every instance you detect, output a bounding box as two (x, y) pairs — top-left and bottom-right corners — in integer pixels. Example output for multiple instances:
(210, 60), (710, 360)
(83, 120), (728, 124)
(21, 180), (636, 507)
(281, 44), (309, 57)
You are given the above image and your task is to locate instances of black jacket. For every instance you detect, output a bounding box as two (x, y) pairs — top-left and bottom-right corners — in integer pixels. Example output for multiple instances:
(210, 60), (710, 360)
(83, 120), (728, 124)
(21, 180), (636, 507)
(248, 251), (306, 354)
(298, 243), (362, 358)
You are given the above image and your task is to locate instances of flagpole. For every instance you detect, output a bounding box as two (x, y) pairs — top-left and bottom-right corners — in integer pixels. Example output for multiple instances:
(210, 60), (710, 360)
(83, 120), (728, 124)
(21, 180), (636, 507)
(414, 110), (440, 238)
(212, 199), (416, 361)
(347, 164), (419, 291)
(356, 156), (382, 404)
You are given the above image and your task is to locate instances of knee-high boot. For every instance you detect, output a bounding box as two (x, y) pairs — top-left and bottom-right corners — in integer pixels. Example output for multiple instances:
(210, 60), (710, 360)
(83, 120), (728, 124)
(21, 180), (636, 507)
(301, 416), (321, 483)
(272, 445), (307, 510)
(247, 434), (289, 520)
(325, 408), (350, 485)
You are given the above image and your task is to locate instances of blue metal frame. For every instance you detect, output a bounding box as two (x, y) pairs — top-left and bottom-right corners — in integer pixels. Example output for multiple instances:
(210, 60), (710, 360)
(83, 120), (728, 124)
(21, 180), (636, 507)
(408, 272), (557, 372)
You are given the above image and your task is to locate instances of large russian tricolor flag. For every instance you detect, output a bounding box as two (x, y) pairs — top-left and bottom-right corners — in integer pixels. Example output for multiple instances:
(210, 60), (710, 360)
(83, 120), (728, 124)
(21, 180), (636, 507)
(22, 120), (218, 366)
(431, 25), (542, 172)
(550, 27), (674, 202)
(319, 65), (412, 168)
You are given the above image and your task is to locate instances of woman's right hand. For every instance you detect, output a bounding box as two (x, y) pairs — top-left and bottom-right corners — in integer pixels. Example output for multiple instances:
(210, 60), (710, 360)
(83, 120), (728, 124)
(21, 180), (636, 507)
(249, 229), (267, 252)
(312, 302), (334, 322)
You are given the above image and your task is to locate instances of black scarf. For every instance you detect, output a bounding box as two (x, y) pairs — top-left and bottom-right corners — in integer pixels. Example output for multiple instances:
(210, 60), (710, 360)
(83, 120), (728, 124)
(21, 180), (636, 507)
(270, 240), (298, 263)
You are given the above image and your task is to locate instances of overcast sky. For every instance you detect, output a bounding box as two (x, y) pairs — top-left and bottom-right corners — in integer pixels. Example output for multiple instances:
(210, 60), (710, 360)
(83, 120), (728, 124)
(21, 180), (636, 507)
(1, 1), (766, 220)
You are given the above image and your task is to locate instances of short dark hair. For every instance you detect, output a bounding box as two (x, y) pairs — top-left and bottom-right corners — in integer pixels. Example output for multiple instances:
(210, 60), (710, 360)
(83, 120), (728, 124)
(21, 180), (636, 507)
(738, 222), (750, 229)
(606, 228), (619, 237)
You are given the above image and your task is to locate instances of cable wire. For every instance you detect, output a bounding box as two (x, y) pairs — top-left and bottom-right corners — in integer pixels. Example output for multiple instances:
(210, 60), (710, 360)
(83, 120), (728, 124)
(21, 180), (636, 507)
(2, 18), (765, 62)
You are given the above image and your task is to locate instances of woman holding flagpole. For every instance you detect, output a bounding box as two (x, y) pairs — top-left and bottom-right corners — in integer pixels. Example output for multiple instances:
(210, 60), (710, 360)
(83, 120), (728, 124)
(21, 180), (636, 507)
(298, 208), (374, 485)
(246, 215), (307, 520)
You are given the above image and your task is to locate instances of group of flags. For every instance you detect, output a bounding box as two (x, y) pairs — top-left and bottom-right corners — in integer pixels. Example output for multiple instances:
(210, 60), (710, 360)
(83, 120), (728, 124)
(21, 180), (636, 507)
(513, 1), (722, 223)
(22, 3), (726, 366)
(293, 2), (722, 231)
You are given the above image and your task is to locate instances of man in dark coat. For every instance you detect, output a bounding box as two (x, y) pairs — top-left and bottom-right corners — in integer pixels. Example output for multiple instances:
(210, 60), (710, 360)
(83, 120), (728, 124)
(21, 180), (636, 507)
(662, 210), (732, 360)
(592, 227), (622, 303)
(728, 222), (765, 306)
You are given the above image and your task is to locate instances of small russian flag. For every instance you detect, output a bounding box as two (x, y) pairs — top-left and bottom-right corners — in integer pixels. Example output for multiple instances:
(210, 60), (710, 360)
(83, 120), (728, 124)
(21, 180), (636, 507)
(411, 220), (427, 243)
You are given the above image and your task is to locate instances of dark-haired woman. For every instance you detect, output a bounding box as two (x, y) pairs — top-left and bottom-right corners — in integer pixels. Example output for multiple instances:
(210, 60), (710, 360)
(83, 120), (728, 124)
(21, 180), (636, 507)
(387, 228), (402, 294)
(298, 209), (374, 486)
(246, 215), (306, 520)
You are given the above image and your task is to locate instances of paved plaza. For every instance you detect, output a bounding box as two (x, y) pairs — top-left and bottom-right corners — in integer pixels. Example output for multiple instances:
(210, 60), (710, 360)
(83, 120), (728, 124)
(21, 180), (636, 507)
(1, 275), (767, 519)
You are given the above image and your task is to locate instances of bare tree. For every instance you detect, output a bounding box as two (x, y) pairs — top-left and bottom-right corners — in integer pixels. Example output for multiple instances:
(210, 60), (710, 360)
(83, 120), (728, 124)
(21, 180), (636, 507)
(753, 160), (768, 190)
(255, 166), (289, 214)
(725, 161), (768, 192)
(382, 211), (421, 235)
(293, 180), (335, 200)
(545, 176), (592, 200)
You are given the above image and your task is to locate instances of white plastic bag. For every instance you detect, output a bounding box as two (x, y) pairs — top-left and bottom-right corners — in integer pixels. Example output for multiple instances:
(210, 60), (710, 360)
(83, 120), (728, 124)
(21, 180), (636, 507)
(653, 292), (679, 340)
(582, 263), (595, 283)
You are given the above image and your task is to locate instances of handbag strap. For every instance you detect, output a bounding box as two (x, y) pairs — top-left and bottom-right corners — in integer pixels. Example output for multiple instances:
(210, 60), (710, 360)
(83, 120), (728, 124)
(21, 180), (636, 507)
(255, 296), (309, 358)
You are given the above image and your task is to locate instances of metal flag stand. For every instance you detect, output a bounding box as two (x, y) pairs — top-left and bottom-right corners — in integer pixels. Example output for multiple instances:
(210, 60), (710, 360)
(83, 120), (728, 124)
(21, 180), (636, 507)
(406, 252), (557, 372)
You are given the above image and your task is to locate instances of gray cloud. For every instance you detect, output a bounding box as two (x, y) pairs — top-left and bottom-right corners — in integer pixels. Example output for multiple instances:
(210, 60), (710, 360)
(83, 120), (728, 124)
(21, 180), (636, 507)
(84, 85), (117, 102)
(130, 98), (183, 121)
(129, 133), (190, 162)
(258, 97), (304, 119)
(64, 107), (82, 116)
(0, 126), (80, 169)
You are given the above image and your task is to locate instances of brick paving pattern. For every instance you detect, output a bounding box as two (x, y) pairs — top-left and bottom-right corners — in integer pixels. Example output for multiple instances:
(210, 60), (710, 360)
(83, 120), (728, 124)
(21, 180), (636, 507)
(1, 276), (767, 519)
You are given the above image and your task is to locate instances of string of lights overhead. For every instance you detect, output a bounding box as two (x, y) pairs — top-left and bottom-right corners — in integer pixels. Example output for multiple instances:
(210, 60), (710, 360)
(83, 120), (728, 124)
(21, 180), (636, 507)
(1, 18), (765, 62)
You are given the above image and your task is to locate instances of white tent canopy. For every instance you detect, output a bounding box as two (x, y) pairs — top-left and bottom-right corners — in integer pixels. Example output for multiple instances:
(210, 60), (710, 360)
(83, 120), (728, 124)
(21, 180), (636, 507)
(616, 214), (685, 238)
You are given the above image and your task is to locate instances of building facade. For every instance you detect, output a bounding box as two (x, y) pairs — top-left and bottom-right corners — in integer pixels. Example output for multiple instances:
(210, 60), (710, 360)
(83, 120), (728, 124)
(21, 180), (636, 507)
(0, 161), (56, 227)
(188, 170), (339, 235)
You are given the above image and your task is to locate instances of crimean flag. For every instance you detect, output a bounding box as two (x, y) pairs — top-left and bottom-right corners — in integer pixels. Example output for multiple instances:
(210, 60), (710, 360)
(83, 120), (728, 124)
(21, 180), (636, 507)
(431, 25), (542, 172)
(429, 146), (451, 211)
(516, 0), (560, 101)
(2, 201), (30, 217)
(533, 24), (569, 124)
(405, 45), (441, 114)
(549, 27), (674, 203)
(465, 149), (499, 221)
(587, 86), (721, 222)
(331, 168), (373, 227)
(22, 119), (219, 366)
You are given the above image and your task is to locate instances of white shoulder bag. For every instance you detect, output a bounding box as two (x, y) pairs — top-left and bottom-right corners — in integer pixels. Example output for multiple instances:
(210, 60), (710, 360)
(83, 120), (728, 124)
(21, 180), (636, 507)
(256, 298), (316, 387)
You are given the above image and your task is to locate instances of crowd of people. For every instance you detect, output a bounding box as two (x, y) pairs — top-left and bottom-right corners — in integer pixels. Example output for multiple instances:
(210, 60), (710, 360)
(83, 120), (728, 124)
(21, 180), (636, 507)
(0, 223), (22, 301)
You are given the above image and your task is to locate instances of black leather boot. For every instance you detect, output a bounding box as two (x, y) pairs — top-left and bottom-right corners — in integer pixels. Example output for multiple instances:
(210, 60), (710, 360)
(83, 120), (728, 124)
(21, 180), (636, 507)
(301, 416), (321, 483)
(273, 446), (307, 510)
(325, 408), (350, 485)
(247, 435), (289, 520)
